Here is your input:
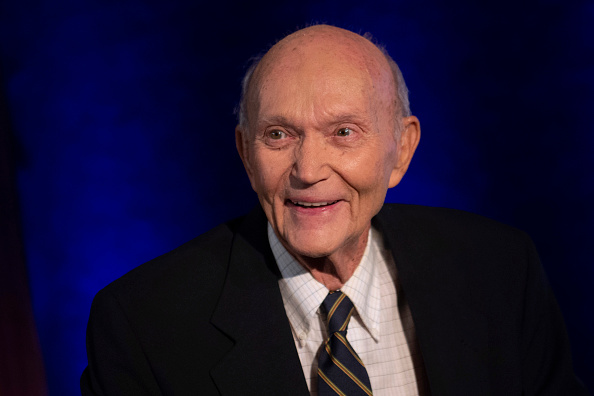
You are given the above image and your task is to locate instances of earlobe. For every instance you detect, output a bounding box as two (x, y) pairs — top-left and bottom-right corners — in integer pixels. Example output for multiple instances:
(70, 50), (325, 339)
(235, 126), (257, 190)
(388, 116), (421, 188)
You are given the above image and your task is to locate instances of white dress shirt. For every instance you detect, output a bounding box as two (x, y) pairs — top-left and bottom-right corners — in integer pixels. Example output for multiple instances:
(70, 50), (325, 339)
(268, 223), (429, 396)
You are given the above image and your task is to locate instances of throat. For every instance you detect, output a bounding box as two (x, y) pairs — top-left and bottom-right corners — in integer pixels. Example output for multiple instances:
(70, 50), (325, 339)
(299, 256), (360, 291)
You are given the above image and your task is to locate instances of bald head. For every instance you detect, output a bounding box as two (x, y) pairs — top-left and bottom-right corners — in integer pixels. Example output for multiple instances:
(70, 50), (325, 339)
(237, 25), (411, 136)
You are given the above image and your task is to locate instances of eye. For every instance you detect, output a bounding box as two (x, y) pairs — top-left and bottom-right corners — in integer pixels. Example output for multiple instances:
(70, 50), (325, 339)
(269, 130), (286, 140)
(336, 127), (352, 137)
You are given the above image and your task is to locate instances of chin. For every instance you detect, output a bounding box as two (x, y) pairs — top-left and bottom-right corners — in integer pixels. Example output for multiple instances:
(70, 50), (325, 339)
(282, 233), (343, 259)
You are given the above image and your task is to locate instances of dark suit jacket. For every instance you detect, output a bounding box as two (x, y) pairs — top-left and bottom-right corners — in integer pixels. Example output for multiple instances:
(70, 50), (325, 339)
(81, 204), (587, 395)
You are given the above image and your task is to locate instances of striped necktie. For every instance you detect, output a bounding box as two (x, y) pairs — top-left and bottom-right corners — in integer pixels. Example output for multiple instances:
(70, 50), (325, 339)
(317, 291), (373, 396)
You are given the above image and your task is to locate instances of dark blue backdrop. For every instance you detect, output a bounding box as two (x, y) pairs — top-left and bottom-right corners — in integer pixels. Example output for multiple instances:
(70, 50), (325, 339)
(1, 1), (592, 394)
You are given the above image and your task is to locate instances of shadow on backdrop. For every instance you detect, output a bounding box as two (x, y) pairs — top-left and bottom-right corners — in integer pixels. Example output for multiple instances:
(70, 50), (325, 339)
(0, 65), (47, 396)
(0, 1), (592, 394)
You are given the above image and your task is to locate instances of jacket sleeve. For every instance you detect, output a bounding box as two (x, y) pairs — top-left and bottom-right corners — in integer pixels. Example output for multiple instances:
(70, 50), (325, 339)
(520, 233), (589, 395)
(80, 288), (162, 395)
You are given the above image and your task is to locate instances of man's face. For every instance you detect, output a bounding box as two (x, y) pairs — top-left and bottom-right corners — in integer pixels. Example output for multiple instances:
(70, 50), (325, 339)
(237, 30), (416, 261)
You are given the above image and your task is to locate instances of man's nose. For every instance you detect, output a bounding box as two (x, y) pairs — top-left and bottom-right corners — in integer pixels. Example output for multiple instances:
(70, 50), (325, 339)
(290, 135), (330, 186)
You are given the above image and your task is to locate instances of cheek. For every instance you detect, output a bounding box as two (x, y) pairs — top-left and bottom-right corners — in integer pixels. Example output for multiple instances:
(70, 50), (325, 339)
(251, 151), (287, 198)
(340, 150), (394, 196)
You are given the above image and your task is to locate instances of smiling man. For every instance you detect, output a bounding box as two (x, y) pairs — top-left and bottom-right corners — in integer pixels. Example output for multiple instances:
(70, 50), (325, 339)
(82, 25), (586, 395)
(236, 26), (419, 292)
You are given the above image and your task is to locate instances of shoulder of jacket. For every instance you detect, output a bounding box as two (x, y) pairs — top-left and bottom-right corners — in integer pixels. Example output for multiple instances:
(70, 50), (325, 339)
(98, 216), (245, 302)
(378, 203), (529, 249)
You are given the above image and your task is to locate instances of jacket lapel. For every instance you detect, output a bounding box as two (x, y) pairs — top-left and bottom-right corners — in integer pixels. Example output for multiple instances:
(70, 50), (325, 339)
(210, 208), (309, 396)
(376, 204), (490, 395)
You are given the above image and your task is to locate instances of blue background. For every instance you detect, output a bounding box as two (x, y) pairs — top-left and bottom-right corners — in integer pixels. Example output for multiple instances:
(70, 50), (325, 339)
(1, 1), (592, 394)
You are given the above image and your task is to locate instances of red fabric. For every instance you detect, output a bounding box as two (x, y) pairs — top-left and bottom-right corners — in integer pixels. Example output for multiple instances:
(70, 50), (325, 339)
(0, 88), (47, 396)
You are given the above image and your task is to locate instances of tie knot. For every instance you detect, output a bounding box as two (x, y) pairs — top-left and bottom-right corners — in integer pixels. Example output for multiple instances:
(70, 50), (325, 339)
(321, 291), (355, 334)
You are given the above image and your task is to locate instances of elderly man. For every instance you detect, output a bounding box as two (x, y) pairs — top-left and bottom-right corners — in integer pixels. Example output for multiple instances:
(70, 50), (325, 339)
(81, 25), (586, 395)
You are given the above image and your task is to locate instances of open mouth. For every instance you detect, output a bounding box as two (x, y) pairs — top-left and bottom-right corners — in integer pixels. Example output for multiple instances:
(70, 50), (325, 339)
(289, 200), (339, 208)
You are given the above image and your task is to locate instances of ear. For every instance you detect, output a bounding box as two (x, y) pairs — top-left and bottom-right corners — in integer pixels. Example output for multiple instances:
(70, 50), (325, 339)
(388, 116), (421, 188)
(235, 125), (257, 191)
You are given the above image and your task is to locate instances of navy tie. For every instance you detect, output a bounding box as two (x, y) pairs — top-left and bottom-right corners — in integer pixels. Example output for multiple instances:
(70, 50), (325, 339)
(317, 291), (373, 395)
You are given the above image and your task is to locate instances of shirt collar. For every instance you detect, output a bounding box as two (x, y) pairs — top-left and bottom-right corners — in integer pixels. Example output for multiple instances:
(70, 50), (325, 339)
(268, 224), (382, 342)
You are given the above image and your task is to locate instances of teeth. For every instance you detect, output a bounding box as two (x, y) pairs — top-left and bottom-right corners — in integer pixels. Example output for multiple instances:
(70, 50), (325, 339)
(292, 200), (337, 207)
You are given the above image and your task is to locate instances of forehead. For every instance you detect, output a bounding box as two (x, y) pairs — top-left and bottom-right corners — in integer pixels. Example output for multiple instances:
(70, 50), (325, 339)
(260, 53), (372, 114)
(248, 27), (395, 125)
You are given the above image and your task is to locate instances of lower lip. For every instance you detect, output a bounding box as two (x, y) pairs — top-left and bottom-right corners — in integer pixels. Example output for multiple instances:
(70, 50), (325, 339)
(286, 200), (342, 214)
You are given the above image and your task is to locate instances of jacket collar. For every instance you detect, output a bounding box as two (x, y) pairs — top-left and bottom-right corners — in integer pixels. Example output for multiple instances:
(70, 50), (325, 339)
(210, 206), (309, 395)
(375, 204), (489, 395)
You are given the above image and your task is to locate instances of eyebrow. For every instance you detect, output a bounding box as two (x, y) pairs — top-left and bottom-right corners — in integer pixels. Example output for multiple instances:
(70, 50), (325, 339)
(257, 115), (293, 126)
(257, 113), (372, 129)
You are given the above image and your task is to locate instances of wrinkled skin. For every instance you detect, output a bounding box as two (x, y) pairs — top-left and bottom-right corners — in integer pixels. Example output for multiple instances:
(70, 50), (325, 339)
(236, 25), (420, 289)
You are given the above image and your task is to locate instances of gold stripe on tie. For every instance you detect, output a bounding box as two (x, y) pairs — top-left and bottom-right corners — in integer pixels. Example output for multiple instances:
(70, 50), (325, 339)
(335, 332), (365, 366)
(318, 370), (347, 396)
(327, 293), (346, 322)
(326, 350), (373, 395)
(338, 307), (354, 332)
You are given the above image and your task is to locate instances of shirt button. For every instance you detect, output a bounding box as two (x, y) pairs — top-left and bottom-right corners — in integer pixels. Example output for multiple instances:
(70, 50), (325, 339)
(298, 332), (307, 340)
